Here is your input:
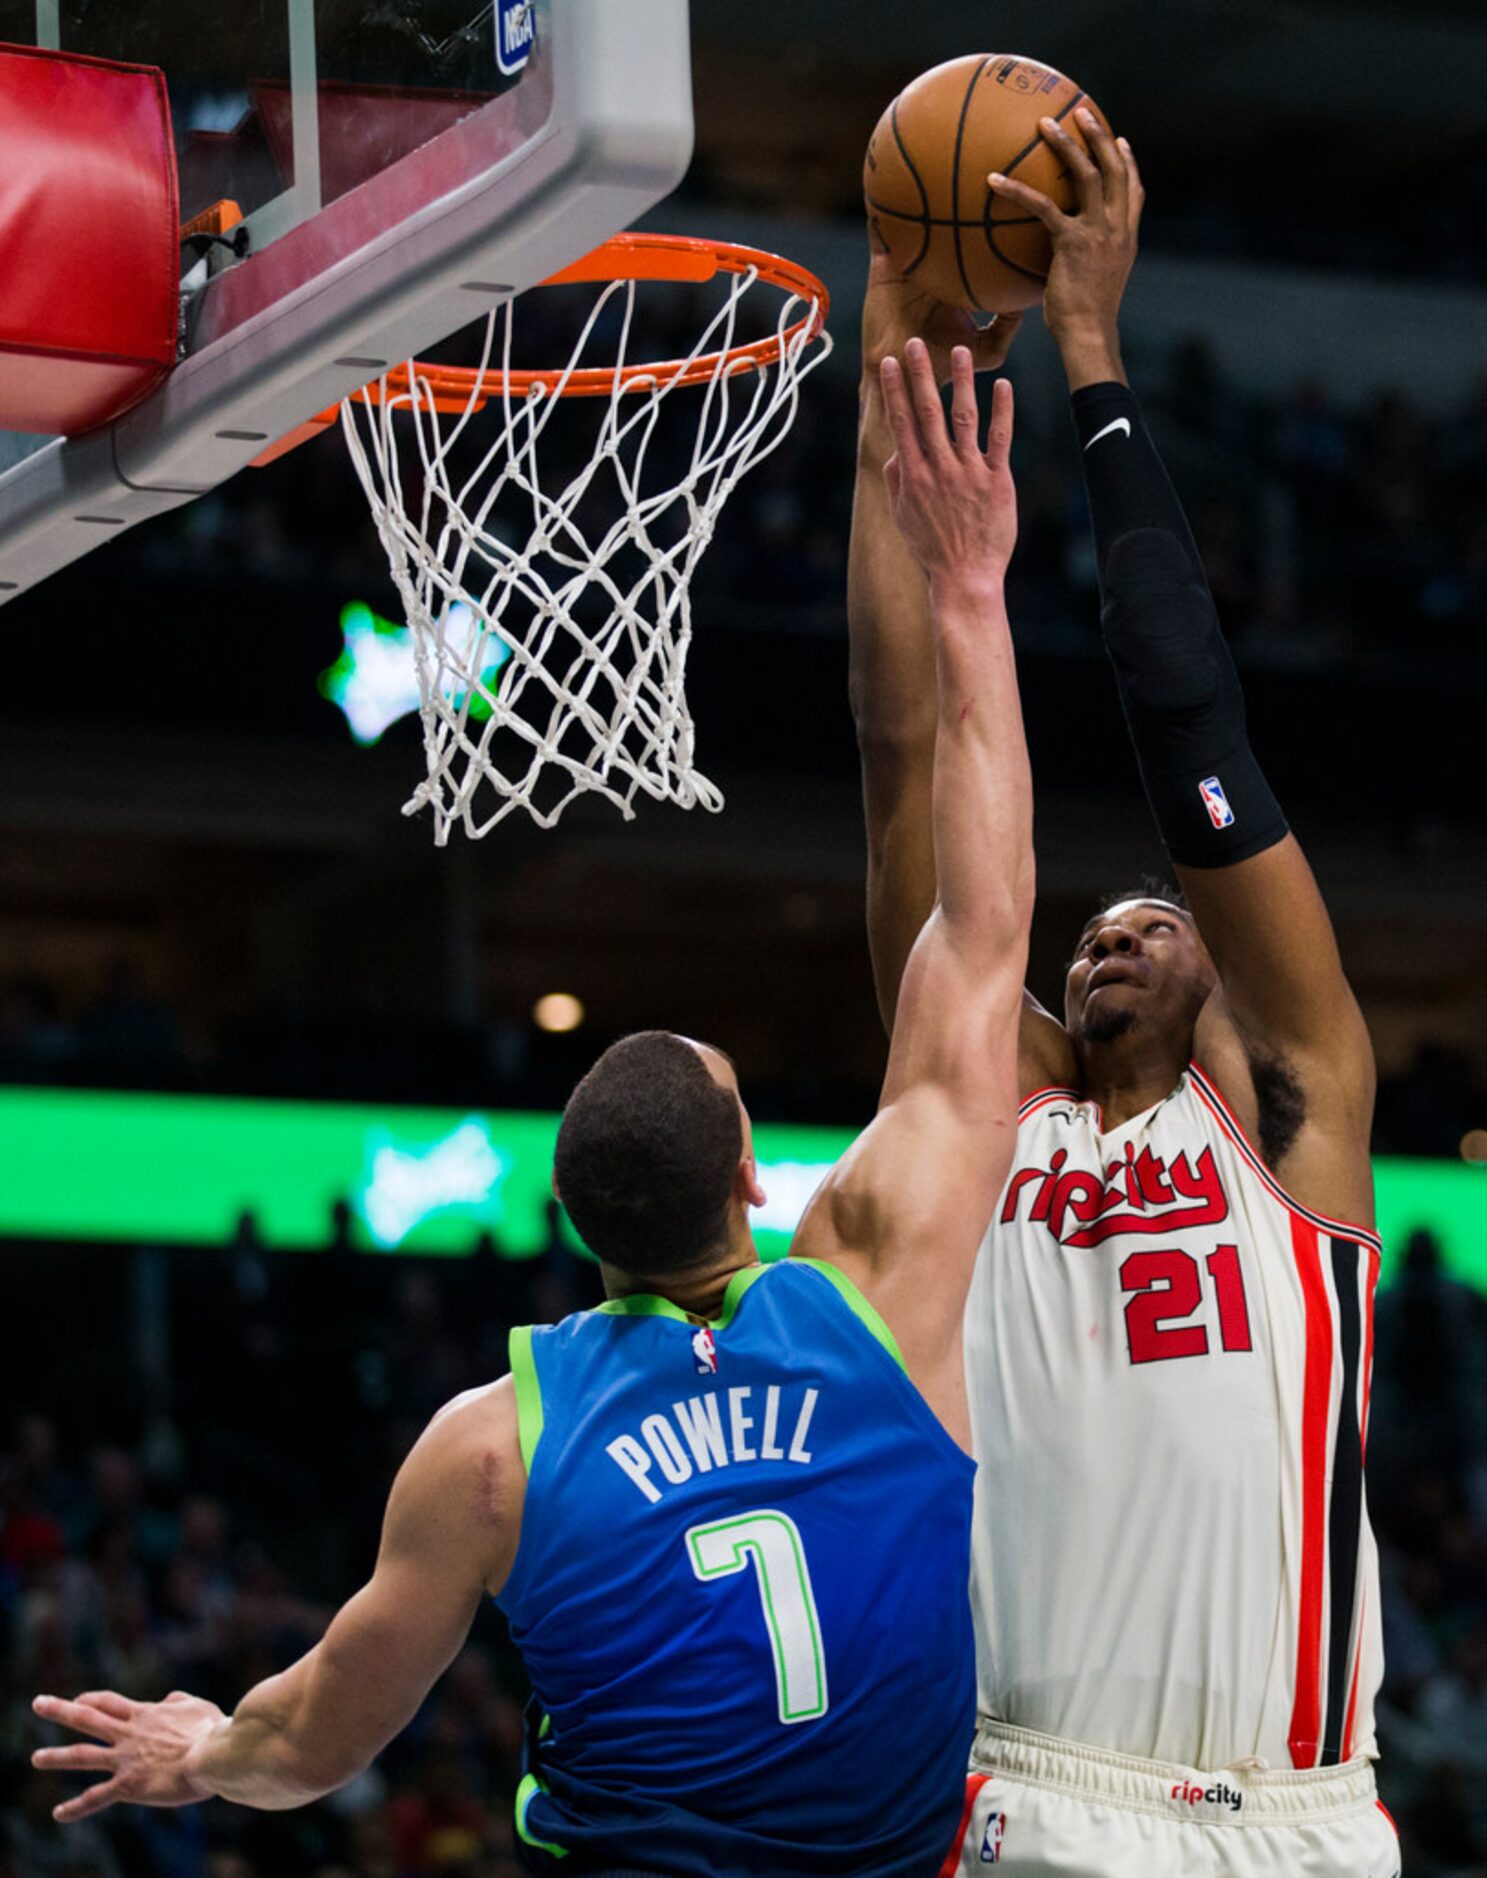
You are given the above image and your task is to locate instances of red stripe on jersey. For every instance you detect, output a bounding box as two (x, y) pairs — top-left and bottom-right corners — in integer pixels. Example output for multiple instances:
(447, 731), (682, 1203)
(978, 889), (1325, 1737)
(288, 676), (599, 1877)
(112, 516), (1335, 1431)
(1017, 1086), (1081, 1120)
(1361, 1245), (1379, 1456)
(1342, 1247), (1380, 1763)
(1288, 1211), (1333, 1769)
(937, 1773), (992, 1878)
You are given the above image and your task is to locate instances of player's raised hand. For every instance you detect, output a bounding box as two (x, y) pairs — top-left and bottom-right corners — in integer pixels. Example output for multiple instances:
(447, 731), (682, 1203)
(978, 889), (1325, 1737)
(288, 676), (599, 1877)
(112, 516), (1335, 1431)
(880, 339), (1016, 583)
(33, 1688), (223, 1822)
(863, 238), (1023, 385)
(987, 107), (1144, 355)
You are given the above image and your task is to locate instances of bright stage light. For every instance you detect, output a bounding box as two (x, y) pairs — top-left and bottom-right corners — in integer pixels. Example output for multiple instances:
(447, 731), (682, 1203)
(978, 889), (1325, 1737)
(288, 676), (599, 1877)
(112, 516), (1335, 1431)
(318, 600), (509, 744)
(534, 993), (585, 1033)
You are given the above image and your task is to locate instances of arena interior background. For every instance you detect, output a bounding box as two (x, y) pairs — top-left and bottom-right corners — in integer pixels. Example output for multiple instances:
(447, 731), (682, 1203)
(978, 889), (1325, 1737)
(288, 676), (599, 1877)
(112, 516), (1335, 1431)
(2, 1), (1486, 1873)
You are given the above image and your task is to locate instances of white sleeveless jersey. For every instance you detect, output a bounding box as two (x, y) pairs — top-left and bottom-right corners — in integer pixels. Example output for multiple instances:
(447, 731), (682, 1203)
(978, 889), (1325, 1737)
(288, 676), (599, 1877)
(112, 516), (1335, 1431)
(966, 1063), (1383, 1772)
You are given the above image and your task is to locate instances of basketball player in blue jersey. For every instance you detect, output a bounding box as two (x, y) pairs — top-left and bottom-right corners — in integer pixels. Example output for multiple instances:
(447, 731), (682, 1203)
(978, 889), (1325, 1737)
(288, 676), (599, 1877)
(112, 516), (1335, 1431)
(851, 115), (1397, 1878)
(32, 346), (1035, 1875)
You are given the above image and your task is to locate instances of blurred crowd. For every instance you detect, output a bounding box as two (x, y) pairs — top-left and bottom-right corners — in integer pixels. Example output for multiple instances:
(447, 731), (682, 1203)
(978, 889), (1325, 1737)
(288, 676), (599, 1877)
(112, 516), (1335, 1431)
(3, 1241), (599, 1878)
(701, 333), (1487, 683)
(0, 960), (625, 1116)
(101, 293), (1487, 690)
(1131, 146), (1487, 289)
(3, 951), (1484, 1158)
(5, 1219), (1487, 1876)
(1369, 1228), (1487, 1875)
(69, 274), (1487, 706)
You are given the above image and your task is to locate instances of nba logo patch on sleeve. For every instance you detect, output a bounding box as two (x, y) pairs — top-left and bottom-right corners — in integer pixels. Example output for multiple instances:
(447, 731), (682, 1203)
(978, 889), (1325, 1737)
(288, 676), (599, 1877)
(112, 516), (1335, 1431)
(496, 0), (536, 75)
(691, 1326), (719, 1375)
(1199, 775), (1236, 830)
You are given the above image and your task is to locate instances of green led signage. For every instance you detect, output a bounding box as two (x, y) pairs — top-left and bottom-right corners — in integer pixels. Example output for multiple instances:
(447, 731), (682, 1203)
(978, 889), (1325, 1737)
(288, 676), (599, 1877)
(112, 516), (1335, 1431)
(0, 1088), (848, 1263)
(0, 1086), (1482, 1287)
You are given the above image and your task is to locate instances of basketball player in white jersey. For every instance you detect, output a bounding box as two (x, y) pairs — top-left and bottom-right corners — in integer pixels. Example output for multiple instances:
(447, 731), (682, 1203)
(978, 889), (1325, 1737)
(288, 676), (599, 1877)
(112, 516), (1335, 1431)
(849, 114), (1399, 1877)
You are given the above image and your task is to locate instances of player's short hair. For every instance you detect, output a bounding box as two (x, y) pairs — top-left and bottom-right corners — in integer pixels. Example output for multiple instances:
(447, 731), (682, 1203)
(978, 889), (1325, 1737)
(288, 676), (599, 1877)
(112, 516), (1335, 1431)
(1073, 875), (1194, 939)
(554, 1030), (743, 1275)
(1068, 882), (1191, 968)
(1087, 879), (1188, 926)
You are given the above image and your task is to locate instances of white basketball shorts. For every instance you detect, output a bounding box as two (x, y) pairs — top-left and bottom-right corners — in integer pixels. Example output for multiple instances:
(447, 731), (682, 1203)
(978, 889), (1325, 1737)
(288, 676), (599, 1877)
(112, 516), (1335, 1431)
(938, 1720), (1401, 1877)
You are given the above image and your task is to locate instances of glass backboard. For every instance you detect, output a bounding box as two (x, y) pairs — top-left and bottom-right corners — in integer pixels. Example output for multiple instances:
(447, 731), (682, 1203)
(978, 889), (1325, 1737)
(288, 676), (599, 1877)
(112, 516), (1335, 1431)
(20, 2), (540, 253)
(0, 0), (693, 599)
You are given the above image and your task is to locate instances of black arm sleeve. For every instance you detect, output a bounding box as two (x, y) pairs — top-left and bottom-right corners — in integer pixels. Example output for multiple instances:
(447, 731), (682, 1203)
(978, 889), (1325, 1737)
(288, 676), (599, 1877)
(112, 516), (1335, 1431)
(1072, 381), (1289, 869)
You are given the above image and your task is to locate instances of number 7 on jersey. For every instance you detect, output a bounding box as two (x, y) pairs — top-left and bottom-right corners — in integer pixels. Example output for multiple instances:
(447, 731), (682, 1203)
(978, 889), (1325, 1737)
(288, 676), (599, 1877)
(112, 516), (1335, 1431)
(687, 1510), (830, 1724)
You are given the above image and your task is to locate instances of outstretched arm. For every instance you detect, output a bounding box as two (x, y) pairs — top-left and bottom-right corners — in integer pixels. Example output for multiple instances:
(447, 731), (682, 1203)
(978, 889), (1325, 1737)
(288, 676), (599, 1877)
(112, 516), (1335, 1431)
(798, 342), (1034, 1436)
(992, 112), (1375, 1204)
(874, 349), (1033, 1115)
(848, 252), (1022, 1031)
(33, 1382), (521, 1820)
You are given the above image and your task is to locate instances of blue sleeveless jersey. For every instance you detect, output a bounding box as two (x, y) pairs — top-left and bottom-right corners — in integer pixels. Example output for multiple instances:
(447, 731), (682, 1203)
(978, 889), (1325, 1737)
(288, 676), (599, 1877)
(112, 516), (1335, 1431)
(496, 1257), (975, 1876)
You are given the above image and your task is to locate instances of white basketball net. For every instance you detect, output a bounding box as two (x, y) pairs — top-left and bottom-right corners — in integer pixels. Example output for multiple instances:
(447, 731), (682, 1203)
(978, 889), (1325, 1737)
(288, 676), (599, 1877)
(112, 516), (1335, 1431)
(340, 261), (832, 841)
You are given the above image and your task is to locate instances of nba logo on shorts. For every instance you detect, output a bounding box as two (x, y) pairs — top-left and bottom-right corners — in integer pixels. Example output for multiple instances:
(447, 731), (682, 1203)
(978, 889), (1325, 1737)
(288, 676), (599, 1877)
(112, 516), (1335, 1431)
(1199, 775), (1235, 830)
(496, 0), (536, 76)
(979, 1809), (1005, 1862)
(692, 1327), (719, 1374)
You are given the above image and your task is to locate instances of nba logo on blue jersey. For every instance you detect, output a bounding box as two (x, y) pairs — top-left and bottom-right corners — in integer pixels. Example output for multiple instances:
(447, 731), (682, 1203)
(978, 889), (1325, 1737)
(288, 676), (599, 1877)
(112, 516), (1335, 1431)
(691, 1326), (718, 1374)
(496, 0), (535, 75)
(979, 1809), (1005, 1862)
(1199, 775), (1235, 830)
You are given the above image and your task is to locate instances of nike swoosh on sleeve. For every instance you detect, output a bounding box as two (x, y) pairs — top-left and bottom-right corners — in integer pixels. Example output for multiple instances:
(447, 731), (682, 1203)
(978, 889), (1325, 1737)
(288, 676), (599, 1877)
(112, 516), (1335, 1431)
(1083, 417), (1132, 450)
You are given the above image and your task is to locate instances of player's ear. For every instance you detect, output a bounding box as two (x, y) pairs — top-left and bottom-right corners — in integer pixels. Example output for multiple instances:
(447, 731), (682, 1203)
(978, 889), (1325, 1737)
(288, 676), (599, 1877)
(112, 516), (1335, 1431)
(550, 1170), (562, 1203)
(738, 1153), (766, 1212)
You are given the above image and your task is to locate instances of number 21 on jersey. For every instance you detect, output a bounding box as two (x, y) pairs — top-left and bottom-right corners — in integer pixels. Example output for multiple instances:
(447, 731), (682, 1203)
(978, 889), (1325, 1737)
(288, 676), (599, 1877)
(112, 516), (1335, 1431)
(687, 1510), (829, 1724)
(1119, 1243), (1253, 1365)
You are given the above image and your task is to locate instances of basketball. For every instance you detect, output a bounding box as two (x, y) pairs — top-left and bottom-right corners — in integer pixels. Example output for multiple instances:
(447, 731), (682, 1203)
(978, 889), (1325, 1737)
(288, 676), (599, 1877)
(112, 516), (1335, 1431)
(864, 54), (1112, 313)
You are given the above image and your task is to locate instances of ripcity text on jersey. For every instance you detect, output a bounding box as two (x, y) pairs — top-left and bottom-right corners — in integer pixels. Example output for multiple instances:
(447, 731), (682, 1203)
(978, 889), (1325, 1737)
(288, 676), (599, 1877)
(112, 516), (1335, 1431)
(497, 1256), (976, 1876)
(966, 1064), (1382, 1772)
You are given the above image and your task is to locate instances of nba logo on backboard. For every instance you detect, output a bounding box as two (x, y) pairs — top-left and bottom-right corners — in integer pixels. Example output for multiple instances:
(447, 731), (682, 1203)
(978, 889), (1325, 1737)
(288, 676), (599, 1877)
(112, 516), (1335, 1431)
(1199, 775), (1235, 830)
(979, 1809), (1005, 1862)
(496, 0), (536, 76)
(691, 1327), (718, 1375)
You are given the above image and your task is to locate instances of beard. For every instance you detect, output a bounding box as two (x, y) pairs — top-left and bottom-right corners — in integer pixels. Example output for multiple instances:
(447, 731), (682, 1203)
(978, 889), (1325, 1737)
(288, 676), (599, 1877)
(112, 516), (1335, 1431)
(1080, 999), (1140, 1045)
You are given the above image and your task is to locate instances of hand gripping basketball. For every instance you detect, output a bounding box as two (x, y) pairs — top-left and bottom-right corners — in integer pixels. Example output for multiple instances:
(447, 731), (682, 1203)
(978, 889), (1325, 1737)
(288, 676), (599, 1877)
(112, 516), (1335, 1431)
(988, 109), (1145, 349)
(880, 340), (1016, 585)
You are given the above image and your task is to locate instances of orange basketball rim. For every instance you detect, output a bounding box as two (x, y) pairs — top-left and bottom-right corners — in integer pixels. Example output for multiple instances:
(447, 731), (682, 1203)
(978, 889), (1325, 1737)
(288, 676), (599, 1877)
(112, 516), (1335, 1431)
(254, 233), (831, 465)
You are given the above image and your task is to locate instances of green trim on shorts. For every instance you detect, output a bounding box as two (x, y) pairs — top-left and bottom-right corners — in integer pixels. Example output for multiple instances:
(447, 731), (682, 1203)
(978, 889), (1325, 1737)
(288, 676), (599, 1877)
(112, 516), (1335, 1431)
(507, 1325), (544, 1474)
(514, 1772), (569, 1858)
(789, 1257), (907, 1372)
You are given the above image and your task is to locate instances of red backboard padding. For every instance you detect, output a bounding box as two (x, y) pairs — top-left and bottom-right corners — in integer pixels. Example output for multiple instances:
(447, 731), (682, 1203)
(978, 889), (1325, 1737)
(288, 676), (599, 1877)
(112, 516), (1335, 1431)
(0, 43), (179, 436)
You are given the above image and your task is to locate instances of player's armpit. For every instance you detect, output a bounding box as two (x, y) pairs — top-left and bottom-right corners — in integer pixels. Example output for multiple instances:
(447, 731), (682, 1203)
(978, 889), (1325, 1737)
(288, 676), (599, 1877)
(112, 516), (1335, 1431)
(191, 1381), (522, 1809)
(1195, 986), (1376, 1230)
(1178, 836), (1374, 1104)
(1020, 991), (1078, 1096)
(1182, 843), (1375, 1215)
